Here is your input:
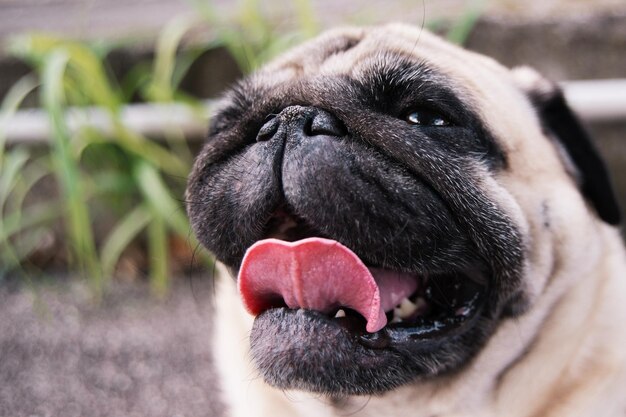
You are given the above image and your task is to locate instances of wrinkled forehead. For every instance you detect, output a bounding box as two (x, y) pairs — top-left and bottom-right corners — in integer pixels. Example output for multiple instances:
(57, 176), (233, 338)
(261, 24), (505, 88)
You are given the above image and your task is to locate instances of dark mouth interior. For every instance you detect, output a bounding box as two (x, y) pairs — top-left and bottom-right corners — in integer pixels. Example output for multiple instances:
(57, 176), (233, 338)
(263, 205), (325, 242)
(255, 206), (488, 349)
(339, 271), (485, 349)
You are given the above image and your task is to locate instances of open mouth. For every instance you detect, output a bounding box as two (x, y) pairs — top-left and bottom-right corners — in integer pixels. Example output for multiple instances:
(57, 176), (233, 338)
(236, 211), (488, 349)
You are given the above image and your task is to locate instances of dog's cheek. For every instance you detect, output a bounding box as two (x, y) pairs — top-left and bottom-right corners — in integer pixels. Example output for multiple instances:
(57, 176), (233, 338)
(187, 143), (284, 265)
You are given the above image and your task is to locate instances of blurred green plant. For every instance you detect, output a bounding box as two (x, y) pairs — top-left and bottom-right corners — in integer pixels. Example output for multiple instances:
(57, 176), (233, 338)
(428, 0), (485, 45)
(0, 75), (57, 278)
(2, 16), (212, 296)
(191, 0), (319, 73)
(0, 0), (483, 295)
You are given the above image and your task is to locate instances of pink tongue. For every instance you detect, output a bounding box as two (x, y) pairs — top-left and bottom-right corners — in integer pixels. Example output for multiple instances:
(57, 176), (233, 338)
(237, 237), (418, 333)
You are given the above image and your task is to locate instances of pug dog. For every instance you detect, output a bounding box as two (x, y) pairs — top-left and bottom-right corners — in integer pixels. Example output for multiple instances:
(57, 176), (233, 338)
(186, 24), (626, 417)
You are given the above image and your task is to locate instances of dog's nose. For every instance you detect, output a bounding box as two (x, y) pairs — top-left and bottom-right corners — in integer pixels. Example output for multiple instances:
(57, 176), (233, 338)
(256, 106), (346, 142)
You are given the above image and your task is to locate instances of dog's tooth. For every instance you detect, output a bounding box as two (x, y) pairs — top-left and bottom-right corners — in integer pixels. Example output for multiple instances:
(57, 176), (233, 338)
(395, 297), (418, 319)
(391, 314), (403, 324)
(400, 297), (416, 309)
(334, 309), (346, 318)
(390, 297), (429, 323)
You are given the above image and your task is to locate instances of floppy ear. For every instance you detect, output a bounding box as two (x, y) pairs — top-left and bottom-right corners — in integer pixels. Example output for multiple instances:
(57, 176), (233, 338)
(512, 66), (621, 226)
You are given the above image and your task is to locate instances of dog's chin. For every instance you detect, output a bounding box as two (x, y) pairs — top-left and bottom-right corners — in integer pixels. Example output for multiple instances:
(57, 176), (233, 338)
(249, 306), (493, 395)
(228, 228), (493, 395)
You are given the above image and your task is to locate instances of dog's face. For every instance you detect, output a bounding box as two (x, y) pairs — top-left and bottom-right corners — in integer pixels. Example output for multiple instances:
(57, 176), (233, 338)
(186, 24), (619, 396)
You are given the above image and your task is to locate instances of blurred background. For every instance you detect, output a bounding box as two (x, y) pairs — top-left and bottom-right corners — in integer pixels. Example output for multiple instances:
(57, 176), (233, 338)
(0, 1), (624, 416)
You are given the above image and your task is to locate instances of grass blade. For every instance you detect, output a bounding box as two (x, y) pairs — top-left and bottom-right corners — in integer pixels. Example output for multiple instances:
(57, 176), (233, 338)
(11, 34), (122, 111)
(42, 50), (103, 294)
(147, 208), (169, 297)
(446, 0), (484, 45)
(0, 148), (30, 208)
(293, 0), (318, 38)
(100, 204), (152, 279)
(0, 74), (38, 163)
(147, 15), (199, 102)
(133, 160), (190, 237)
(2, 201), (63, 239)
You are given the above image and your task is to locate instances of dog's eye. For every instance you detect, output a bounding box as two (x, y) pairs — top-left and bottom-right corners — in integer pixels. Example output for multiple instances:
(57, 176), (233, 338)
(404, 109), (450, 127)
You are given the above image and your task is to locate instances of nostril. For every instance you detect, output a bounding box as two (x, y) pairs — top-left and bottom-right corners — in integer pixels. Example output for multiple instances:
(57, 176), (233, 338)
(260, 107), (346, 141)
(303, 116), (314, 137)
(309, 111), (347, 137)
(256, 115), (280, 142)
